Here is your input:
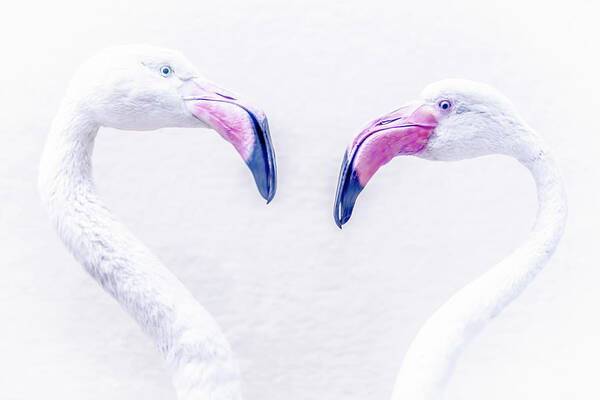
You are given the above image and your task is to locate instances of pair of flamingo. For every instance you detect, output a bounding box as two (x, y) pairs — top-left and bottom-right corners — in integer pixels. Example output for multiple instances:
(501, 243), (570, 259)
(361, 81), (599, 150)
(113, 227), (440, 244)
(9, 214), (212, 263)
(39, 45), (567, 400)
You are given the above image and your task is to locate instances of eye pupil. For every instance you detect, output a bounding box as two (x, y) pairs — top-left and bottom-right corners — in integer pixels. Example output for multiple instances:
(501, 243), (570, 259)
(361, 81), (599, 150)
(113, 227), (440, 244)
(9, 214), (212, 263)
(161, 66), (171, 76)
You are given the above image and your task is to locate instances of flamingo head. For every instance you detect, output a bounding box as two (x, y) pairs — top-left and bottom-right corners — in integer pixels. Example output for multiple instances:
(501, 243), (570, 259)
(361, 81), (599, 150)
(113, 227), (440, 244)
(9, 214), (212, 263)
(70, 45), (276, 202)
(334, 79), (527, 227)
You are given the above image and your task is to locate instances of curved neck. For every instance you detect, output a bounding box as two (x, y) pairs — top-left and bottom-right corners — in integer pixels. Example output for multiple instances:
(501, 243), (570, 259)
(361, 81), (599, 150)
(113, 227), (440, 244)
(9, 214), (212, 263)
(391, 132), (567, 400)
(39, 100), (242, 400)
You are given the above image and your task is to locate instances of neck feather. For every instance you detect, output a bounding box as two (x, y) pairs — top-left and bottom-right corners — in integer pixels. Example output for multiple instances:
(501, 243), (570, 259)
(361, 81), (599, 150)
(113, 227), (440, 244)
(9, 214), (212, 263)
(39, 100), (242, 400)
(391, 129), (567, 400)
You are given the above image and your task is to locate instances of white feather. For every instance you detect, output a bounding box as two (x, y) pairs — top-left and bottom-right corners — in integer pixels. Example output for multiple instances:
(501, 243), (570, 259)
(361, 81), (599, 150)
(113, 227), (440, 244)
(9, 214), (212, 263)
(392, 79), (567, 399)
(39, 45), (242, 400)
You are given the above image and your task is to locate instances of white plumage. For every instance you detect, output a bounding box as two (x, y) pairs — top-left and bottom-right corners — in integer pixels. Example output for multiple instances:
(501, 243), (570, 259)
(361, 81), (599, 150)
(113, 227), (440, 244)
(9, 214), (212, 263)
(334, 79), (567, 399)
(38, 45), (278, 400)
(395, 80), (568, 399)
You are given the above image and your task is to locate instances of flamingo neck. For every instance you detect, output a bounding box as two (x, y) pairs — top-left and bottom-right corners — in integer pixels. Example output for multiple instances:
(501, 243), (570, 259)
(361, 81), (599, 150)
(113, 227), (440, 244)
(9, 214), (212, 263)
(39, 99), (242, 400)
(391, 130), (567, 400)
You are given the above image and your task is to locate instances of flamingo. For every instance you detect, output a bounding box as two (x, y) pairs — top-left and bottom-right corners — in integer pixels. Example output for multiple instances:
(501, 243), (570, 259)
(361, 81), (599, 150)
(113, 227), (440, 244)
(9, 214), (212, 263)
(38, 45), (277, 400)
(333, 79), (567, 399)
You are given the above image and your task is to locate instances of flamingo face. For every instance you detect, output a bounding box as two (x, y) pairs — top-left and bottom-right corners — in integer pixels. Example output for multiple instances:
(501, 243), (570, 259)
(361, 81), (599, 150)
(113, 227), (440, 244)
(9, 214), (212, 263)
(333, 79), (522, 228)
(72, 45), (276, 202)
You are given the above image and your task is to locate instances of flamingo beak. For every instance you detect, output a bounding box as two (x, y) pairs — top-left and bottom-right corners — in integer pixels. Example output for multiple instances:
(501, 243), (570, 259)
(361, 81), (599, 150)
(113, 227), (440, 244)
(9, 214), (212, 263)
(183, 80), (277, 203)
(333, 103), (439, 228)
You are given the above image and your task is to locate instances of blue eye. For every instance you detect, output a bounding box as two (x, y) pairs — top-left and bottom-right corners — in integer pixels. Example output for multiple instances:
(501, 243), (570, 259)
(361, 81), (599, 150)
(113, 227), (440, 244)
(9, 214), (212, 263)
(438, 100), (452, 110)
(160, 66), (172, 77)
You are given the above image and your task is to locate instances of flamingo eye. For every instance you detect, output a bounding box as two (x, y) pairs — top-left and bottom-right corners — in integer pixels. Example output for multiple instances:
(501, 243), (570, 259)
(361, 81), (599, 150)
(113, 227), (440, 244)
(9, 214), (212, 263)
(160, 66), (172, 77)
(438, 100), (452, 111)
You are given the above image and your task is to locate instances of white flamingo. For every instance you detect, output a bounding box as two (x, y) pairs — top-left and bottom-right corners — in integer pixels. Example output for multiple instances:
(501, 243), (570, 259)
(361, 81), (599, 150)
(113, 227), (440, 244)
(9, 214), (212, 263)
(334, 79), (567, 399)
(39, 45), (277, 400)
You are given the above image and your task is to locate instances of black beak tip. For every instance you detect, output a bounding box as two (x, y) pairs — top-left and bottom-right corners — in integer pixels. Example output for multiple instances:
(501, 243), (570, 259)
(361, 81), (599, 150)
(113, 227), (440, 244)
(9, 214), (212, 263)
(246, 153), (276, 203)
(333, 150), (364, 229)
(265, 192), (275, 204)
(263, 179), (276, 204)
(246, 115), (277, 204)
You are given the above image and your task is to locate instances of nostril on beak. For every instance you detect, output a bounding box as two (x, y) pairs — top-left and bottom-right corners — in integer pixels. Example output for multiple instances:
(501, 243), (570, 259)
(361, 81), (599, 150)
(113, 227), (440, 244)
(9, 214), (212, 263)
(378, 117), (402, 126)
(215, 92), (236, 100)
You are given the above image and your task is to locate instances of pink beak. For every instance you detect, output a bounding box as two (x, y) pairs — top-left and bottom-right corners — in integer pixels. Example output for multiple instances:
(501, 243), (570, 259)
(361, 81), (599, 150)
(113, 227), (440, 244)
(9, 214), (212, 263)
(333, 103), (439, 228)
(183, 80), (277, 203)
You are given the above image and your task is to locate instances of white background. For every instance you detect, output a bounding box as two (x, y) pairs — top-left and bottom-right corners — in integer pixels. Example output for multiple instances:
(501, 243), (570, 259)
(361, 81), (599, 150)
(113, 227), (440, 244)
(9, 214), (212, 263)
(1, 1), (599, 399)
